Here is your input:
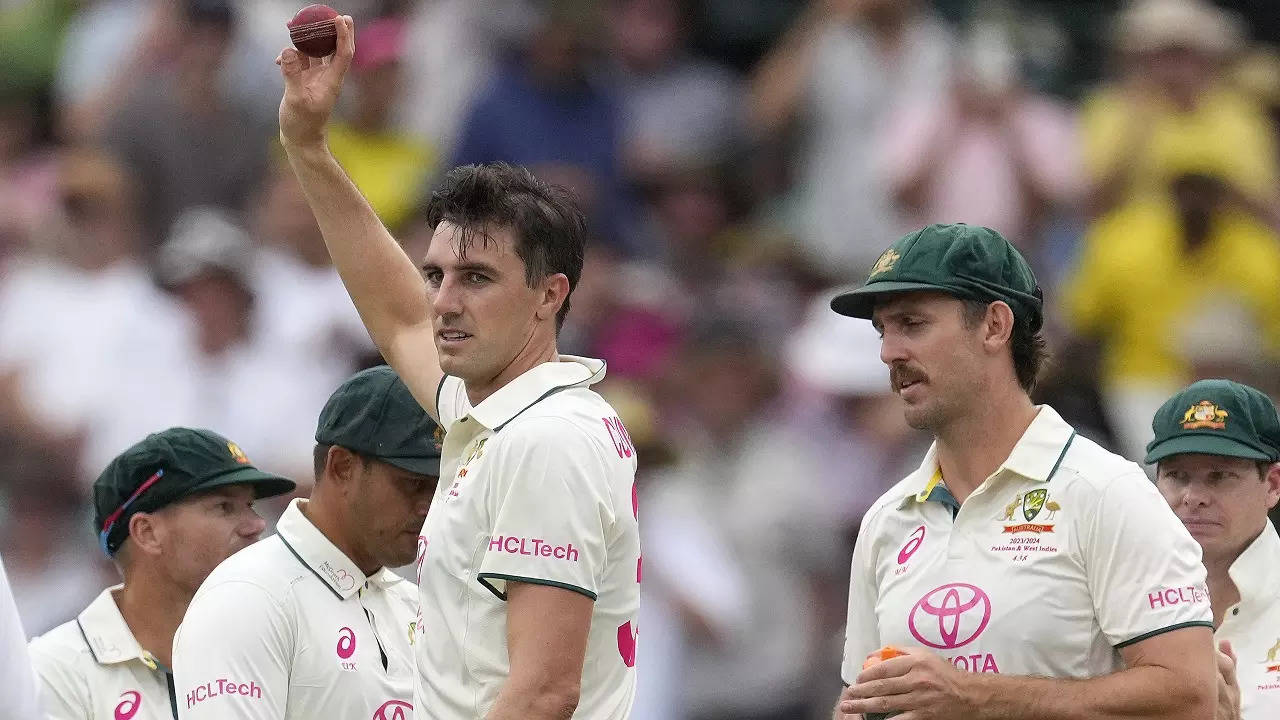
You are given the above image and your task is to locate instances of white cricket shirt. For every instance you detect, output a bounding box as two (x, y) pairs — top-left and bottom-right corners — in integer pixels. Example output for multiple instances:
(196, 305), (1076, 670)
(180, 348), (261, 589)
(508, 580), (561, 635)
(29, 586), (177, 720)
(415, 355), (640, 719)
(3, 555), (42, 719)
(842, 405), (1212, 682)
(1214, 521), (1280, 720)
(173, 499), (416, 720)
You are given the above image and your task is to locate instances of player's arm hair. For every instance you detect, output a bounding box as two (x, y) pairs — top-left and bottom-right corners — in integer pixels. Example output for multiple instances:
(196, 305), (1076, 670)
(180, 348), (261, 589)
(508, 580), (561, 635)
(964, 625), (1215, 720)
(281, 143), (444, 420)
(484, 581), (593, 720)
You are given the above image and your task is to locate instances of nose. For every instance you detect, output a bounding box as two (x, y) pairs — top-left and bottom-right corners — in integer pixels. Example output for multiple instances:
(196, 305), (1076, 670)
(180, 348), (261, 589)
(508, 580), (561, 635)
(879, 328), (909, 366)
(1180, 482), (1212, 509)
(242, 509), (268, 539)
(430, 273), (463, 318)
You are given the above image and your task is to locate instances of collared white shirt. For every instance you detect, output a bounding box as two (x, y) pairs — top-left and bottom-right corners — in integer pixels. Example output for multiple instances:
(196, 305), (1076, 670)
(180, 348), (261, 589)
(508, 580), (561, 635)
(415, 355), (640, 719)
(2, 555), (41, 719)
(173, 499), (416, 720)
(842, 405), (1212, 682)
(1215, 522), (1280, 720)
(29, 586), (177, 720)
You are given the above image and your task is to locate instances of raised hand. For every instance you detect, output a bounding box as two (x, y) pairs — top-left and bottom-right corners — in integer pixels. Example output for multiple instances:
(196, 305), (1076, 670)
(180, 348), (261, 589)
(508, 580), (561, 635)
(275, 14), (355, 150)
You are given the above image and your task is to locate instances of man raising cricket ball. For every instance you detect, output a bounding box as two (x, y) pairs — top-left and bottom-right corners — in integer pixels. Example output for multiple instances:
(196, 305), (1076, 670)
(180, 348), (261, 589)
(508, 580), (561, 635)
(275, 15), (641, 720)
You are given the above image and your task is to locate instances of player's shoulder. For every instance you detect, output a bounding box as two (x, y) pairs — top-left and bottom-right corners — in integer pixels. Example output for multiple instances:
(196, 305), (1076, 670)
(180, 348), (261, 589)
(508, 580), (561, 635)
(28, 617), (94, 671)
(504, 391), (631, 458)
(1053, 431), (1150, 497)
(193, 535), (303, 605)
(860, 472), (929, 534)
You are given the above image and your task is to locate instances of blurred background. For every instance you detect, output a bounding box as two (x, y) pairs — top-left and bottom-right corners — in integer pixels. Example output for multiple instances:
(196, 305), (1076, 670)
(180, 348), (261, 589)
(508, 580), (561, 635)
(2, 0), (1280, 717)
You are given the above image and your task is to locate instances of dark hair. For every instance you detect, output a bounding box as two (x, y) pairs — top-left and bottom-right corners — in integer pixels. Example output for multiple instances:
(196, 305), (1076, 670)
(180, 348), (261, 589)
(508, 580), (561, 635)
(424, 163), (587, 331)
(961, 299), (1048, 394)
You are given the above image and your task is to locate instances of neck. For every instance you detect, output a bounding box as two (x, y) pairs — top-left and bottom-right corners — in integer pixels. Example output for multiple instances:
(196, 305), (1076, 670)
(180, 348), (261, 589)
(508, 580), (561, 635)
(465, 333), (559, 406)
(115, 571), (193, 669)
(298, 497), (380, 577)
(934, 383), (1038, 503)
(1204, 554), (1240, 628)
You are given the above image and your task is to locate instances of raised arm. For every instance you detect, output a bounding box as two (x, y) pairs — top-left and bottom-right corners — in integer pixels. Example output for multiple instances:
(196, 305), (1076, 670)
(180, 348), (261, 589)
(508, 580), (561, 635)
(275, 16), (443, 419)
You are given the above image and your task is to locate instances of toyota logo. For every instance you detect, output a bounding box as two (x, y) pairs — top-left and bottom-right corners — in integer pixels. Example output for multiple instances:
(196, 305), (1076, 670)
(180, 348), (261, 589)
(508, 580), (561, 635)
(372, 700), (413, 720)
(907, 583), (991, 649)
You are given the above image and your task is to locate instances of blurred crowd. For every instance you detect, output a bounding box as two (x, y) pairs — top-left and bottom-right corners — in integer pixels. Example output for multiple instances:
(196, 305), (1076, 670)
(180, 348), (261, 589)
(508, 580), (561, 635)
(3, 0), (1280, 718)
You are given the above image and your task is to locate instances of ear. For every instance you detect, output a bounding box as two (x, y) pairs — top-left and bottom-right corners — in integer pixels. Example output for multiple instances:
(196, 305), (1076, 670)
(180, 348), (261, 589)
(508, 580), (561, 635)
(1264, 462), (1280, 511)
(534, 273), (570, 324)
(324, 445), (362, 491)
(126, 512), (166, 558)
(981, 301), (1016, 354)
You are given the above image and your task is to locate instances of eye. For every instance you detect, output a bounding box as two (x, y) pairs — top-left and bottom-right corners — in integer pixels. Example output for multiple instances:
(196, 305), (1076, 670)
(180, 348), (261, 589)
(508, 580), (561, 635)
(423, 269), (443, 286)
(465, 272), (488, 284)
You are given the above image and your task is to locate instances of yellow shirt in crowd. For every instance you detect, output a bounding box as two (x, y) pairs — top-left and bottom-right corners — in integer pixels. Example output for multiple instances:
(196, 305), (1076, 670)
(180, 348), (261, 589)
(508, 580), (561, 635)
(1062, 200), (1280, 388)
(327, 123), (436, 231)
(1082, 86), (1279, 203)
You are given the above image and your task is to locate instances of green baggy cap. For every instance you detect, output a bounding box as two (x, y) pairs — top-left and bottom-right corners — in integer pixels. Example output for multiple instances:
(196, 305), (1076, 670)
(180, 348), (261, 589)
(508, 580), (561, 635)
(830, 223), (1044, 331)
(94, 428), (296, 555)
(1145, 379), (1280, 464)
(315, 366), (442, 476)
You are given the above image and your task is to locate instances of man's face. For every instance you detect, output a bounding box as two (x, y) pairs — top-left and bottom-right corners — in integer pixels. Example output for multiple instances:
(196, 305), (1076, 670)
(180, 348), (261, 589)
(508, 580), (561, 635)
(872, 292), (986, 431)
(421, 222), (555, 386)
(349, 458), (436, 568)
(149, 485), (266, 593)
(1156, 454), (1280, 562)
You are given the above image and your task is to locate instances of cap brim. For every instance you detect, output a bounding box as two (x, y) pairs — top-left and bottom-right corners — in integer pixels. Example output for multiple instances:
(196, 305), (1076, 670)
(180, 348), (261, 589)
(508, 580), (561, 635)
(188, 466), (297, 499)
(1144, 434), (1274, 464)
(830, 281), (958, 318)
(381, 456), (441, 476)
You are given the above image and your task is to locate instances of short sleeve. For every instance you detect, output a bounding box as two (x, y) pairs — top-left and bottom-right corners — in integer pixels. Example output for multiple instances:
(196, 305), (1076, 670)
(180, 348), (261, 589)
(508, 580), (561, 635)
(27, 643), (83, 720)
(1083, 473), (1212, 648)
(477, 419), (611, 601)
(173, 581), (292, 720)
(840, 510), (883, 684)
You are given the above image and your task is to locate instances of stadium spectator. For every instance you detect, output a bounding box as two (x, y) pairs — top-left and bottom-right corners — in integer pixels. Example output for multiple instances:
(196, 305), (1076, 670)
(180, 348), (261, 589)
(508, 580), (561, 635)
(1082, 0), (1280, 227)
(1062, 169), (1280, 462)
(103, 0), (272, 247)
(327, 17), (436, 232)
(749, 0), (954, 275)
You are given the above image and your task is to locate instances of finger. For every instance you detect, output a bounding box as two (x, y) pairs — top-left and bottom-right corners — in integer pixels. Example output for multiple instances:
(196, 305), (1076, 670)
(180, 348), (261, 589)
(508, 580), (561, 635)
(839, 692), (910, 716)
(279, 47), (307, 84)
(855, 654), (916, 683)
(326, 15), (355, 79)
(846, 676), (914, 700)
(1219, 639), (1237, 663)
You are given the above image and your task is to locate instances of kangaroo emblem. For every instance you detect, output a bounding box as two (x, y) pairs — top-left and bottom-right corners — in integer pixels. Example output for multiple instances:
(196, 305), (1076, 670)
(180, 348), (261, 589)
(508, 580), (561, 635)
(1266, 638), (1280, 663)
(999, 494), (1023, 521)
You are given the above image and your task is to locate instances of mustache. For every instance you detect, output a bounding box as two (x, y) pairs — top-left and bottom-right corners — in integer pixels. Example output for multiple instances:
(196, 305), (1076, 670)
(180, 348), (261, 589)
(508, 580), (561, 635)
(889, 364), (928, 392)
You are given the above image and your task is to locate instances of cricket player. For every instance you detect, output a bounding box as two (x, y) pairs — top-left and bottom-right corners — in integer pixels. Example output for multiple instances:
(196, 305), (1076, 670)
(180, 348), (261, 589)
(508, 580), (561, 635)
(275, 17), (640, 719)
(830, 224), (1216, 720)
(1, 554), (41, 718)
(28, 428), (295, 720)
(1147, 379), (1280, 720)
(172, 366), (441, 719)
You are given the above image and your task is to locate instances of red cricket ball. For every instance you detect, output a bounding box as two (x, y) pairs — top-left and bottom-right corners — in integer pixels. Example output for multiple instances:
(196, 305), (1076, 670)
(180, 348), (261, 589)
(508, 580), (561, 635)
(287, 4), (339, 58)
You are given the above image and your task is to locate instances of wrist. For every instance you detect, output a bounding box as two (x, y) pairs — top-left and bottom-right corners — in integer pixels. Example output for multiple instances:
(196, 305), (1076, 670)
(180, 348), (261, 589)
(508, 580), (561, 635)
(279, 135), (332, 162)
(962, 672), (999, 720)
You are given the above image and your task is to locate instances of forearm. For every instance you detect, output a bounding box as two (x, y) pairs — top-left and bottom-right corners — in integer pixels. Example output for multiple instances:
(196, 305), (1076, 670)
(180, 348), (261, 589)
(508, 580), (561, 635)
(967, 665), (1212, 720)
(281, 142), (434, 359)
(485, 681), (579, 720)
(748, 6), (829, 134)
